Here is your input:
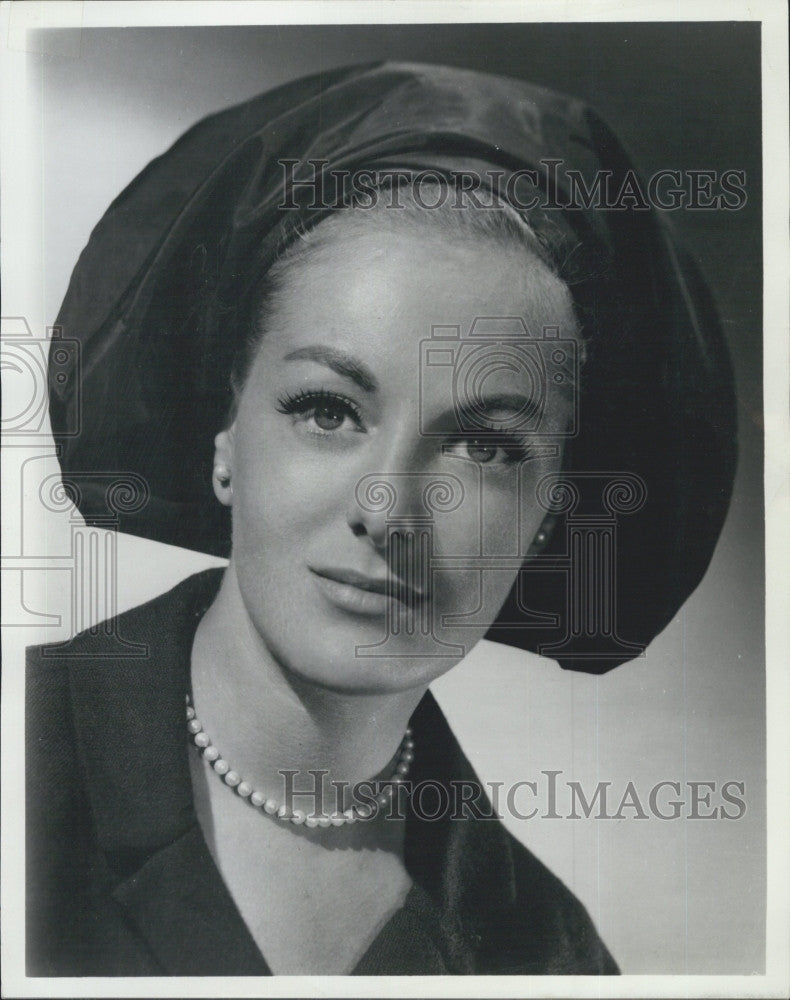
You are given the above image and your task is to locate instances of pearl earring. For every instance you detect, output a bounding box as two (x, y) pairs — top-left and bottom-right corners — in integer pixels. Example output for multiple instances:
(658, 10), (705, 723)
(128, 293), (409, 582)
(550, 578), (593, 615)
(531, 521), (552, 551)
(213, 464), (232, 489)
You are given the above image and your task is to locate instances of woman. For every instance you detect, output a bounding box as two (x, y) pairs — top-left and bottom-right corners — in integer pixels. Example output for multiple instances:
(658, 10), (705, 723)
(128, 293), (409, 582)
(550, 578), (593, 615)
(28, 62), (736, 976)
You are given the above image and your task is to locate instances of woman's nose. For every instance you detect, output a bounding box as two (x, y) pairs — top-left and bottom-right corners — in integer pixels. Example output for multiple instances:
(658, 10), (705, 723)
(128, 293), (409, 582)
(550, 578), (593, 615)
(346, 501), (388, 549)
(346, 472), (420, 549)
(345, 435), (427, 549)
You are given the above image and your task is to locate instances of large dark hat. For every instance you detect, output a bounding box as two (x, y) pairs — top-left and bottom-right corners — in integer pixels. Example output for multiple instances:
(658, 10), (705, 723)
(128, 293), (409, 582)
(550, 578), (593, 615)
(48, 62), (737, 674)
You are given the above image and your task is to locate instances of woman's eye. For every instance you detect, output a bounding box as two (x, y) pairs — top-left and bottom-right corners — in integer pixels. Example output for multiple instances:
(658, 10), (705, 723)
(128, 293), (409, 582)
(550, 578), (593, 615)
(312, 403), (346, 431)
(276, 390), (364, 435)
(466, 440), (500, 463)
(446, 435), (529, 466)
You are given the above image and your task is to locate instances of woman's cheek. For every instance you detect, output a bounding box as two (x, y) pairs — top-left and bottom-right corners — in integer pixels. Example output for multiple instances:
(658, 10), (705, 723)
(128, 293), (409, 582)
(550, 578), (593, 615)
(243, 436), (353, 539)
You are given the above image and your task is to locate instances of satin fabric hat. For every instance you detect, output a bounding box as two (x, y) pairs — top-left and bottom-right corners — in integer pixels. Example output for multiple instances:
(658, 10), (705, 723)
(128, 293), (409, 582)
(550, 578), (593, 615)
(48, 62), (737, 673)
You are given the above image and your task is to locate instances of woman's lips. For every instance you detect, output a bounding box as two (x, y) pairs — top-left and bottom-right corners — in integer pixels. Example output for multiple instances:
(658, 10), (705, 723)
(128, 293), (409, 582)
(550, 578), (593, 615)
(308, 566), (425, 617)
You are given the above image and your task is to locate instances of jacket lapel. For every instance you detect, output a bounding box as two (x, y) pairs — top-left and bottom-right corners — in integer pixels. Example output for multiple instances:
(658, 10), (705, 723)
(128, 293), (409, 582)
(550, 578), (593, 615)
(111, 825), (268, 974)
(68, 570), (269, 974)
(404, 692), (518, 974)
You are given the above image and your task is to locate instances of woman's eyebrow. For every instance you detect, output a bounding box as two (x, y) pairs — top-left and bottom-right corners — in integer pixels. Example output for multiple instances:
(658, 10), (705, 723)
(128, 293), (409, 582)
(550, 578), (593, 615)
(282, 345), (378, 393)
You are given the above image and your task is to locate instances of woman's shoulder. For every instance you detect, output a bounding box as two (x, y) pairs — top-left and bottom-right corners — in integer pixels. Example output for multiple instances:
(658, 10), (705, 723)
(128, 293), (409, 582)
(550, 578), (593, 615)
(431, 810), (619, 974)
(27, 567), (225, 671)
(25, 567), (225, 800)
(407, 693), (619, 974)
(495, 826), (619, 974)
(25, 569), (226, 975)
(25, 567), (224, 855)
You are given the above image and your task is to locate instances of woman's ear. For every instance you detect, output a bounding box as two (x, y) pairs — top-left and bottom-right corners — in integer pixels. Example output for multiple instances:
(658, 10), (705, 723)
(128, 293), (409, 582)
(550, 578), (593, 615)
(212, 427), (235, 506)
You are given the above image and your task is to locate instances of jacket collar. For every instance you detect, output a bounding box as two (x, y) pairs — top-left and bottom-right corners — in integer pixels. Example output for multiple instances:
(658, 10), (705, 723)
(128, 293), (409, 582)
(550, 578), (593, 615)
(67, 569), (518, 974)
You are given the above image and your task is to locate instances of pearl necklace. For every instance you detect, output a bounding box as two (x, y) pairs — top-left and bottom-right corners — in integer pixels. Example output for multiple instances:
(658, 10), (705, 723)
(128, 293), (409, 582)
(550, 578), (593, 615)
(185, 695), (414, 827)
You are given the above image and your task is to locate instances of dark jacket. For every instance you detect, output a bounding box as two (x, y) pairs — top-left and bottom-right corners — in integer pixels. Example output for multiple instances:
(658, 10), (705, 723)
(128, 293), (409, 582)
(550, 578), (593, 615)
(26, 569), (618, 976)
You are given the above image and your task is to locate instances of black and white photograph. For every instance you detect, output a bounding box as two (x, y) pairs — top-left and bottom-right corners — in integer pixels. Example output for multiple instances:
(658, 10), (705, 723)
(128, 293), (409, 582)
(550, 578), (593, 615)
(1, 1), (788, 995)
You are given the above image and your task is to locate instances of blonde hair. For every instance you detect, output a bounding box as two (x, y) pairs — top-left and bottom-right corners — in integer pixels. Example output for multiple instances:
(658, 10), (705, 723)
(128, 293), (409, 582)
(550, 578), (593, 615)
(229, 177), (583, 417)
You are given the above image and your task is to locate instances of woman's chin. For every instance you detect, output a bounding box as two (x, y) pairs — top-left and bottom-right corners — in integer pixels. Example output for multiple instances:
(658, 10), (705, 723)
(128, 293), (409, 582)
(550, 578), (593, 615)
(244, 583), (471, 693)
(277, 636), (464, 696)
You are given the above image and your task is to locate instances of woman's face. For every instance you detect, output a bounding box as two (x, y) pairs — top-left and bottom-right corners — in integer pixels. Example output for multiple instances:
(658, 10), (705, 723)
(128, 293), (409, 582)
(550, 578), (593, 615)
(221, 224), (579, 694)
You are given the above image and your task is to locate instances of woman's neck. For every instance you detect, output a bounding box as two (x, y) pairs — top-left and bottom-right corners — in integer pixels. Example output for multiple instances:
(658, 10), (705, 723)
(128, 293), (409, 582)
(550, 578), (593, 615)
(189, 564), (426, 813)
